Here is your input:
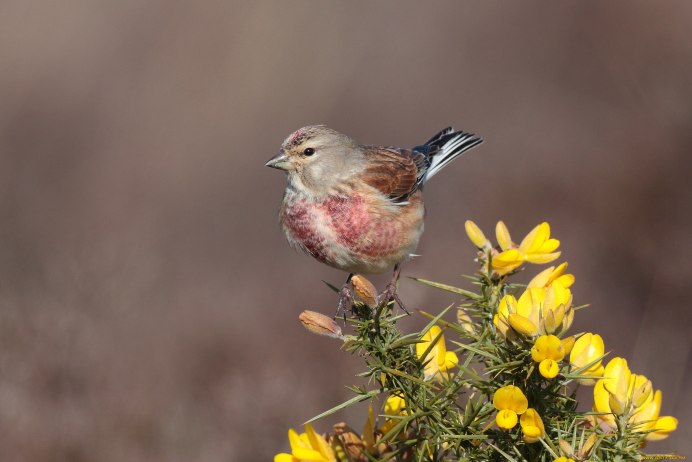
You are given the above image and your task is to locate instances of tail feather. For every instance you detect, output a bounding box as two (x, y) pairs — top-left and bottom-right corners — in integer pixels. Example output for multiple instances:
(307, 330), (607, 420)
(422, 127), (454, 146)
(421, 129), (482, 183)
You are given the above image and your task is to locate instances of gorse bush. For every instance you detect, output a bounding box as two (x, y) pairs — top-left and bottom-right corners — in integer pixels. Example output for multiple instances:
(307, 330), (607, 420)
(276, 221), (678, 462)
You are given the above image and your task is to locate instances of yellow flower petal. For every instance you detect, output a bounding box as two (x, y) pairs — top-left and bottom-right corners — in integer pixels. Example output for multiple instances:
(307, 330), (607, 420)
(537, 238), (560, 253)
(645, 416), (678, 441)
(493, 385), (528, 414)
(570, 333), (605, 384)
(555, 273), (575, 288)
(519, 222), (550, 254)
(560, 336), (575, 355)
(495, 221), (513, 251)
(288, 428), (303, 451)
(528, 266), (555, 288)
(444, 351), (459, 370)
(493, 249), (522, 266)
(602, 357), (631, 415)
(515, 288), (542, 328)
(292, 447), (329, 461)
(496, 409), (518, 429)
(524, 251), (561, 264)
(509, 313), (539, 337)
(417, 326), (456, 380)
(274, 454), (296, 462)
(531, 335), (564, 362)
(630, 374), (653, 409)
(593, 379), (616, 426)
(492, 249), (524, 275)
(384, 394), (406, 415)
(305, 424), (333, 459)
(539, 359), (560, 379)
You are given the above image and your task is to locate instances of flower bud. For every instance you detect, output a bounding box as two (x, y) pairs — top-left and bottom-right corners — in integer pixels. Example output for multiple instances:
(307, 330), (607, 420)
(558, 439), (574, 459)
(351, 275), (378, 308)
(495, 221), (513, 251)
(299, 310), (343, 339)
(465, 220), (489, 248)
(580, 433), (598, 458)
(457, 308), (476, 335)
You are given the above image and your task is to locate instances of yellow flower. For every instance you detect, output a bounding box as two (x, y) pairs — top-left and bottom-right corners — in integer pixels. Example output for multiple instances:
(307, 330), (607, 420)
(554, 458), (575, 462)
(381, 394), (407, 434)
(518, 222), (561, 263)
(494, 282), (573, 338)
(495, 290), (541, 337)
(569, 333), (605, 385)
(416, 325), (458, 380)
(528, 262), (574, 290)
(520, 408), (545, 443)
(592, 358), (678, 441)
(630, 387), (678, 441)
(465, 221), (562, 276)
(532, 334), (565, 379)
(274, 424), (336, 462)
(493, 385), (528, 430)
(384, 394), (407, 416)
(492, 222), (561, 275)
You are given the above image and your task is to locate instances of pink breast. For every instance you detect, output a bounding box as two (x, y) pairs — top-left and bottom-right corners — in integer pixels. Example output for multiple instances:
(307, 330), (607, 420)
(282, 192), (420, 270)
(321, 194), (370, 248)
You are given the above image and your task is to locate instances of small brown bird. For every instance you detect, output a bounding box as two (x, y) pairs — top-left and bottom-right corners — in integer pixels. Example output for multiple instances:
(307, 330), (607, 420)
(266, 125), (482, 315)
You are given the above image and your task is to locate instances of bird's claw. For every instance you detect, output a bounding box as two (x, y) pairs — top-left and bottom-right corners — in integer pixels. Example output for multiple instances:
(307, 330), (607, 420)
(378, 283), (409, 315)
(334, 283), (354, 322)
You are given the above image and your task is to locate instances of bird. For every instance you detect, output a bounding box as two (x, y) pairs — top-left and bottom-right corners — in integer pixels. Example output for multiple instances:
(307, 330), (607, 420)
(266, 125), (482, 316)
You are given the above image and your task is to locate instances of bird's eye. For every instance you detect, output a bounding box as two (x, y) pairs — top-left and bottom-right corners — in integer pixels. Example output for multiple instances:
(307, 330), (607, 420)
(303, 148), (315, 156)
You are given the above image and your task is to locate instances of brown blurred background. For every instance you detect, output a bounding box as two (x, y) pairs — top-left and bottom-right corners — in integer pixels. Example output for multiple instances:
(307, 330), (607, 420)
(0, 1), (690, 460)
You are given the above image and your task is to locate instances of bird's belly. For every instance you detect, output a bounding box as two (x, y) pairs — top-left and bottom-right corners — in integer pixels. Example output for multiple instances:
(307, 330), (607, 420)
(281, 192), (424, 274)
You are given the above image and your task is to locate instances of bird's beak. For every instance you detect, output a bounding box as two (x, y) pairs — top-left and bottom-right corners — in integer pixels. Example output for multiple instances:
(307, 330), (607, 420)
(265, 150), (291, 170)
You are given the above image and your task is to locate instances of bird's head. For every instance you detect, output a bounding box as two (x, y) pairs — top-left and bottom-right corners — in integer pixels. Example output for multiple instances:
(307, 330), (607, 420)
(266, 125), (363, 196)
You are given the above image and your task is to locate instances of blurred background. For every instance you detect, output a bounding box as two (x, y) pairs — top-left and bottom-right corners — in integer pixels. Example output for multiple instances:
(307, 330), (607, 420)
(0, 1), (690, 460)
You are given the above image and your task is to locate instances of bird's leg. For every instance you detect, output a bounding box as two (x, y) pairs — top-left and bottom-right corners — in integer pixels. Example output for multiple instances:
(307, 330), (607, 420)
(378, 264), (409, 314)
(334, 273), (354, 321)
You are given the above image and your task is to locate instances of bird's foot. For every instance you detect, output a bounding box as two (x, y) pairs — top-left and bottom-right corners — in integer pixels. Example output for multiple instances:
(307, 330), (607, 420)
(378, 282), (409, 315)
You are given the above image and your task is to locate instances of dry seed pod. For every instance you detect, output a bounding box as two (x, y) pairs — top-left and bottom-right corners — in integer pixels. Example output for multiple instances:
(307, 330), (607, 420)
(351, 275), (378, 307)
(299, 310), (343, 339)
(332, 423), (368, 462)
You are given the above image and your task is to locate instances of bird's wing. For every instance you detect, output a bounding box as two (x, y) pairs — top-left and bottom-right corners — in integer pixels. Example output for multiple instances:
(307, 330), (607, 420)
(361, 146), (428, 203)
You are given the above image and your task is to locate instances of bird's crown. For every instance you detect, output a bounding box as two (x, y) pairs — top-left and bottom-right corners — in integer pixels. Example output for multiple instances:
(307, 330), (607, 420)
(281, 125), (344, 150)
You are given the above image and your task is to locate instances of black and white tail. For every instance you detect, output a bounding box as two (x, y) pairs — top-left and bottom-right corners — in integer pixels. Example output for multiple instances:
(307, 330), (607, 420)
(416, 127), (483, 183)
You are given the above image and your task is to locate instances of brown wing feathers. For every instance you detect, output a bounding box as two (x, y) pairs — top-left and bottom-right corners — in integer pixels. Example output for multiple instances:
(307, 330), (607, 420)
(361, 147), (425, 201)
